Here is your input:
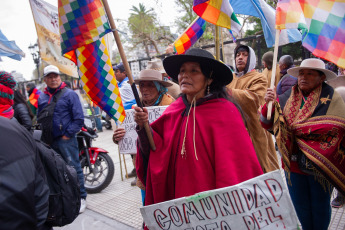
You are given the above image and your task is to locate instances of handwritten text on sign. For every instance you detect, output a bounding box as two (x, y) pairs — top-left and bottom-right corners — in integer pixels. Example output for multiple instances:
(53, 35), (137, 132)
(118, 106), (168, 154)
(140, 170), (299, 230)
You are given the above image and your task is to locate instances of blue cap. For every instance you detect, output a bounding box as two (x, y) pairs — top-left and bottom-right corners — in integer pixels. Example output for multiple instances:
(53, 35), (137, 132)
(114, 62), (125, 72)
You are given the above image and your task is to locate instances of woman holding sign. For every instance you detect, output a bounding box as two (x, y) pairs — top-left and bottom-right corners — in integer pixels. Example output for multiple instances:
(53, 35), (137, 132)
(134, 49), (263, 212)
(113, 69), (175, 189)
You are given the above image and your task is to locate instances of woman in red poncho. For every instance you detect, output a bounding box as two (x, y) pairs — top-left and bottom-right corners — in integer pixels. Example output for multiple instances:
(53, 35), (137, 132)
(134, 49), (263, 215)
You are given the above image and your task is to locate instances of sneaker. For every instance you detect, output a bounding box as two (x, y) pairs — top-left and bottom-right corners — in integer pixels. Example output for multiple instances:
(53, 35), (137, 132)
(127, 168), (137, 178)
(79, 198), (87, 213)
(131, 177), (137, 186)
(331, 193), (344, 208)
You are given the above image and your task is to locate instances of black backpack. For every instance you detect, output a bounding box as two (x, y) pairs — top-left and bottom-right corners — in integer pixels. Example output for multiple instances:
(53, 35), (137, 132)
(37, 88), (66, 145)
(35, 139), (81, 226)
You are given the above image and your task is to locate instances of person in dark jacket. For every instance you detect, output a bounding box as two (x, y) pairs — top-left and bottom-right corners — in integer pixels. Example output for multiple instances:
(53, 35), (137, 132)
(0, 116), (49, 230)
(37, 65), (86, 213)
(276, 55), (298, 95)
(13, 89), (34, 131)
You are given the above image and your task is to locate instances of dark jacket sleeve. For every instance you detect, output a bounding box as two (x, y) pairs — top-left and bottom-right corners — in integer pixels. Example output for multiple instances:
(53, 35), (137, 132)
(64, 91), (84, 138)
(14, 103), (32, 131)
(0, 119), (49, 229)
(280, 75), (297, 95)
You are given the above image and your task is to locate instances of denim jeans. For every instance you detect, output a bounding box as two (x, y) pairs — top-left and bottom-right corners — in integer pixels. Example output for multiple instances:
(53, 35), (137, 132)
(51, 136), (87, 199)
(93, 106), (103, 131)
(286, 172), (331, 230)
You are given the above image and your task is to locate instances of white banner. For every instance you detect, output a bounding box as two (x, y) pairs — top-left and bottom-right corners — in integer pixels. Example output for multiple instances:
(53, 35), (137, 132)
(118, 106), (168, 154)
(140, 170), (299, 230)
(29, 0), (78, 77)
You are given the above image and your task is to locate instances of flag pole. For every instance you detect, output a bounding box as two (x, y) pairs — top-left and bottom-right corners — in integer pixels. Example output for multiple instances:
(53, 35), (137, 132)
(215, 25), (220, 60)
(267, 30), (280, 120)
(102, 0), (156, 151)
(221, 28), (225, 61)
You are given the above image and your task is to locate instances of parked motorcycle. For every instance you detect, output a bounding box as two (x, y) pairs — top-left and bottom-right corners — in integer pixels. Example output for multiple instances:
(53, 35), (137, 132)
(77, 125), (114, 193)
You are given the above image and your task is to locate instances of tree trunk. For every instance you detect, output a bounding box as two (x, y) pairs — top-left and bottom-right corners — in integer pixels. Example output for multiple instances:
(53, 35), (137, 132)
(143, 40), (150, 58)
(150, 39), (160, 55)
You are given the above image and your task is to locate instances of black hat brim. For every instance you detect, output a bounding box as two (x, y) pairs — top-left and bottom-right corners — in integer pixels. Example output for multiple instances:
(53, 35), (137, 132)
(163, 54), (233, 87)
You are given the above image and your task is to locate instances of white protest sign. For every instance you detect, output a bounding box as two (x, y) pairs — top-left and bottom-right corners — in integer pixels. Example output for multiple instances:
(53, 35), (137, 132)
(140, 170), (299, 230)
(118, 106), (168, 154)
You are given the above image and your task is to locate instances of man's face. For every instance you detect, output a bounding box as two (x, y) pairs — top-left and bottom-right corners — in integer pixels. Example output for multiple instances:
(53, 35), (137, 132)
(297, 69), (325, 94)
(44, 73), (61, 89)
(236, 51), (249, 72)
(114, 69), (126, 82)
(278, 61), (286, 71)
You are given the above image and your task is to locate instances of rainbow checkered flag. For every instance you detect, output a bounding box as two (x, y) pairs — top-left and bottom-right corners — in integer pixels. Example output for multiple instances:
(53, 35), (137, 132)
(59, 0), (111, 54)
(174, 17), (206, 54)
(276, 0), (345, 68)
(58, 0), (125, 122)
(193, 0), (241, 34)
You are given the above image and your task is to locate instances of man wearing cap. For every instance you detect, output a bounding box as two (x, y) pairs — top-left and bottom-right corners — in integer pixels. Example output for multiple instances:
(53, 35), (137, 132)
(114, 62), (136, 109)
(147, 59), (181, 99)
(37, 65), (87, 213)
(260, 58), (345, 230)
(227, 45), (279, 173)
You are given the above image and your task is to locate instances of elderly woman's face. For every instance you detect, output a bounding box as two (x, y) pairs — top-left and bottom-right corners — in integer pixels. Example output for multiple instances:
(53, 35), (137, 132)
(298, 69), (326, 94)
(178, 62), (209, 100)
(139, 81), (159, 102)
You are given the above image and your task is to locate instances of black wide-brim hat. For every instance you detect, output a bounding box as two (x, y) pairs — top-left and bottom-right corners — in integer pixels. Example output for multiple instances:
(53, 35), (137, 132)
(163, 48), (233, 86)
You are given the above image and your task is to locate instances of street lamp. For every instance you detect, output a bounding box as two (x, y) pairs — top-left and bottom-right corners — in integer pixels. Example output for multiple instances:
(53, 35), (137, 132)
(28, 43), (41, 82)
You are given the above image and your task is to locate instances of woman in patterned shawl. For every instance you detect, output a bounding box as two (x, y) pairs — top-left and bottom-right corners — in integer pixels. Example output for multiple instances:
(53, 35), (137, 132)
(260, 58), (345, 230)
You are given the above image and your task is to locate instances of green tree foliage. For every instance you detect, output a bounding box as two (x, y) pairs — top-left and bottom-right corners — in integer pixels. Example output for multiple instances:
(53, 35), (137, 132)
(126, 3), (175, 58)
(174, 0), (194, 32)
(128, 3), (159, 57)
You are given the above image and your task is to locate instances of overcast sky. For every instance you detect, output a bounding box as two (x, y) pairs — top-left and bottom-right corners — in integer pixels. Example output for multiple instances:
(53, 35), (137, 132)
(0, 0), (178, 80)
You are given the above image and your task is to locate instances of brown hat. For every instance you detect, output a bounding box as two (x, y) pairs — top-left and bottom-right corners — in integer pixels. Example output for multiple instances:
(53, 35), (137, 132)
(147, 59), (165, 74)
(134, 69), (172, 87)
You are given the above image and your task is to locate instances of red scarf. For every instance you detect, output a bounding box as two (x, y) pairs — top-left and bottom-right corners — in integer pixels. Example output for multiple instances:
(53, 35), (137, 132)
(0, 104), (14, 119)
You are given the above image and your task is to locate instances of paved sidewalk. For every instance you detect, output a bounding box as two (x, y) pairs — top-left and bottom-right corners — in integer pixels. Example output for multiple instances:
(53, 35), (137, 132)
(55, 209), (134, 230)
(61, 129), (345, 230)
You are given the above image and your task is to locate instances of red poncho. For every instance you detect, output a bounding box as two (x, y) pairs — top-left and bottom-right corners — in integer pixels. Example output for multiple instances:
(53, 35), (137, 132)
(136, 96), (263, 207)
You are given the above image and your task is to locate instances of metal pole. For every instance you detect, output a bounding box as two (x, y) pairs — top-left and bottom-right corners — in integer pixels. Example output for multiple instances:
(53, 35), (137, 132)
(37, 62), (40, 83)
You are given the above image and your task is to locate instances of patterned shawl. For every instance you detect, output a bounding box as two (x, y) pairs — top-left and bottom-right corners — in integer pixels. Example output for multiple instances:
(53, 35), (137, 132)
(274, 83), (345, 195)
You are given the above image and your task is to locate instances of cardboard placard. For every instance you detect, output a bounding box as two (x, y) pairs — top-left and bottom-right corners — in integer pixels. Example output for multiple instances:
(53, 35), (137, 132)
(140, 170), (299, 230)
(118, 106), (168, 154)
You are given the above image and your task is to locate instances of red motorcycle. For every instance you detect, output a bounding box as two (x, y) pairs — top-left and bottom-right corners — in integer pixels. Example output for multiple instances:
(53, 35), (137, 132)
(77, 126), (114, 193)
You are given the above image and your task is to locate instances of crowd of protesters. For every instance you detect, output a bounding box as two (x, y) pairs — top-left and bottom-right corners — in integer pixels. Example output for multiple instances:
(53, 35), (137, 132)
(1, 42), (345, 230)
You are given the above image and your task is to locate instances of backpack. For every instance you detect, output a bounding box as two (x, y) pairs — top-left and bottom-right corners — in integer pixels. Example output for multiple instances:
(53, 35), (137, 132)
(37, 88), (66, 145)
(35, 138), (81, 226)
